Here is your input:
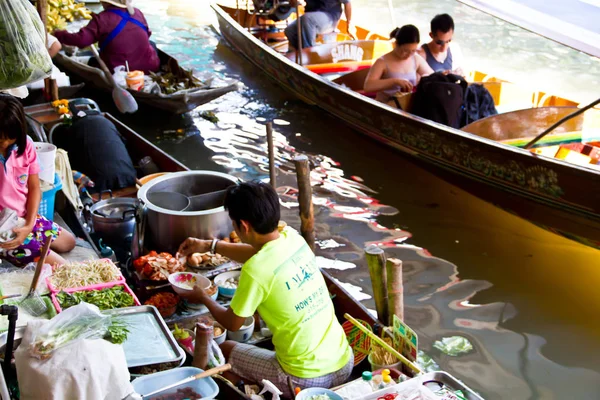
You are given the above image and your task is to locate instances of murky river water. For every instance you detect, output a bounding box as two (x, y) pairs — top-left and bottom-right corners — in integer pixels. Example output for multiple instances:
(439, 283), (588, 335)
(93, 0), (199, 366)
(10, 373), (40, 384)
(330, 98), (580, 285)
(84, 1), (600, 398)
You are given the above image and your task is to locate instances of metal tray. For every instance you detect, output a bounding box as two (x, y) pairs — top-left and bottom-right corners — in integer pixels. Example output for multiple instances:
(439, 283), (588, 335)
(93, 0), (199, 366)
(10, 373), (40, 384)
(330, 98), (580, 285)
(418, 371), (484, 400)
(104, 305), (185, 368)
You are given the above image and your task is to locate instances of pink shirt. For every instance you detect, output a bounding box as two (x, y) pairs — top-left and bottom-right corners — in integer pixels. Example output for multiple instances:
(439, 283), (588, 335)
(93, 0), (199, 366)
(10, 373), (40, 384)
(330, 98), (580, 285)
(0, 140), (40, 217)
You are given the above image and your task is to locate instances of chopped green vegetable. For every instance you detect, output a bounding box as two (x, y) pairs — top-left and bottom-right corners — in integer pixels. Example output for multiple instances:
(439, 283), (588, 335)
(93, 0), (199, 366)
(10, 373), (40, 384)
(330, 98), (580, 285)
(199, 110), (218, 123)
(105, 319), (129, 344)
(57, 286), (135, 311)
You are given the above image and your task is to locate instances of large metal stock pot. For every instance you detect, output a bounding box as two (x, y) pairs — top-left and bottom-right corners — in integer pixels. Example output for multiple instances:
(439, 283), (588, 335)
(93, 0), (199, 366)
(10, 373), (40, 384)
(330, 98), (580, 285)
(137, 171), (239, 253)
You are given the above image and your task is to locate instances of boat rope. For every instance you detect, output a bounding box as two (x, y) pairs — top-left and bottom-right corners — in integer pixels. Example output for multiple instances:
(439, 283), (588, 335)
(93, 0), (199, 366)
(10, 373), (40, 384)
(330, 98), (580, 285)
(524, 97), (600, 149)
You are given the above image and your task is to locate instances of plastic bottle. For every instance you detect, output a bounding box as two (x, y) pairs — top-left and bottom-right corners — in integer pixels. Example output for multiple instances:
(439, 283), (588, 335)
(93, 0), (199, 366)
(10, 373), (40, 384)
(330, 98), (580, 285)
(372, 369), (396, 390)
(335, 371), (376, 398)
(99, 239), (117, 263)
(193, 323), (213, 370)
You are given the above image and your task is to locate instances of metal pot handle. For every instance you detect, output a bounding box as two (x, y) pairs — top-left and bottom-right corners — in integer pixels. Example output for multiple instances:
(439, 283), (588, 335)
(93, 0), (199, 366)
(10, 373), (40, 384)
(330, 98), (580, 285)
(98, 189), (113, 202)
(122, 209), (136, 221)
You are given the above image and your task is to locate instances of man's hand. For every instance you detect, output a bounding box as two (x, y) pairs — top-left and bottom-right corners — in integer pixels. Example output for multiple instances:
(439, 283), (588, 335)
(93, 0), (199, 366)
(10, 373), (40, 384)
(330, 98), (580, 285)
(177, 238), (210, 258)
(0, 225), (32, 250)
(179, 284), (210, 304)
(347, 23), (357, 40)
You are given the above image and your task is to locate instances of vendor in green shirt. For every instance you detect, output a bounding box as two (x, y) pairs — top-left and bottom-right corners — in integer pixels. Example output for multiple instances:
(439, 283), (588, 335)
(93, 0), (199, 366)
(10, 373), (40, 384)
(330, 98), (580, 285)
(178, 181), (353, 397)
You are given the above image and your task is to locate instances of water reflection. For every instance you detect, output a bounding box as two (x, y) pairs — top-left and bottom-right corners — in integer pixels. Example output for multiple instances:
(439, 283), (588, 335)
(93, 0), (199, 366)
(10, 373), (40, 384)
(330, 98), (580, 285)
(99, 1), (600, 398)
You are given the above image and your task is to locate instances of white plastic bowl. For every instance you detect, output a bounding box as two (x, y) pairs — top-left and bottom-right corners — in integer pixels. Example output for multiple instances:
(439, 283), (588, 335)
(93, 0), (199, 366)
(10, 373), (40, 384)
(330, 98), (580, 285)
(132, 366), (219, 399)
(168, 272), (211, 297)
(214, 271), (241, 298)
(227, 316), (254, 342)
(213, 322), (227, 345)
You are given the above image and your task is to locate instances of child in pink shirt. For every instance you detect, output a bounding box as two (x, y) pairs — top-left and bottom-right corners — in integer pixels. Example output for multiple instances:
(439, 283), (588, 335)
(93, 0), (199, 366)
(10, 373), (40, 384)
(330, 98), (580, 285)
(0, 95), (75, 266)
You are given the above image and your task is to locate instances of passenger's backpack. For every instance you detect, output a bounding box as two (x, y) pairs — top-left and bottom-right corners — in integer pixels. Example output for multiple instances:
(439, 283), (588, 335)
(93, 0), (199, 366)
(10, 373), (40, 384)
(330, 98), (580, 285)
(412, 72), (468, 128)
(460, 83), (498, 127)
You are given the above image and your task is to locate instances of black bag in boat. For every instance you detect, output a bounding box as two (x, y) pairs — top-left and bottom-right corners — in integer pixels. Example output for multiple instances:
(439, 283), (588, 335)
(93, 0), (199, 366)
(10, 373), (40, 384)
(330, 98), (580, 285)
(411, 72), (468, 128)
(460, 83), (498, 127)
(52, 111), (137, 192)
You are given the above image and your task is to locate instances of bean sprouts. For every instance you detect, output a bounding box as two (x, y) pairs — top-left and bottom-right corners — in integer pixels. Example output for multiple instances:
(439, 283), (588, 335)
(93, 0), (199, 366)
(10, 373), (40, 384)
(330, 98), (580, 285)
(49, 260), (121, 290)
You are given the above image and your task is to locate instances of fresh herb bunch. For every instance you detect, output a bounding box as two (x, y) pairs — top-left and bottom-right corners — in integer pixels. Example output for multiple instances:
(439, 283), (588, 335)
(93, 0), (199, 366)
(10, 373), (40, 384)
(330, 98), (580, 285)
(105, 319), (129, 344)
(57, 286), (135, 311)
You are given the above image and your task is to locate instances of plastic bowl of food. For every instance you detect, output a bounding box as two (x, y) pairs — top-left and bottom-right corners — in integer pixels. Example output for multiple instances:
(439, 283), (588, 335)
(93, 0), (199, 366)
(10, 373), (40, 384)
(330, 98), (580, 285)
(295, 387), (344, 400)
(213, 322), (227, 345)
(214, 271), (240, 298)
(169, 272), (211, 297)
(227, 316), (254, 342)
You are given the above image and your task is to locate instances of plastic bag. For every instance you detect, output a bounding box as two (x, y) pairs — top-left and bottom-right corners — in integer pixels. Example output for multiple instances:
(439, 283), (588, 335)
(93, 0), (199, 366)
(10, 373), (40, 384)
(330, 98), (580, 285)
(29, 303), (111, 359)
(0, 0), (52, 89)
(0, 208), (24, 242)
(113, 65), (128, 88)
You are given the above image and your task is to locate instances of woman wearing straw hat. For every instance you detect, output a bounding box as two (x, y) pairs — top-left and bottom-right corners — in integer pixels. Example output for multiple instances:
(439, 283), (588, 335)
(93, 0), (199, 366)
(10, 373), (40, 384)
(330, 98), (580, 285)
(54, 0), (160, 74)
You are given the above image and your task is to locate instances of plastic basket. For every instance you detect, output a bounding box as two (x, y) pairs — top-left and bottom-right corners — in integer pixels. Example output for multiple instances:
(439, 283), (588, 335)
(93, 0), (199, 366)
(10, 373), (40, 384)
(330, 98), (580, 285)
(39, 173), (62, 221)
(45, 258), (125, 293)
(51, 281), (141, 313)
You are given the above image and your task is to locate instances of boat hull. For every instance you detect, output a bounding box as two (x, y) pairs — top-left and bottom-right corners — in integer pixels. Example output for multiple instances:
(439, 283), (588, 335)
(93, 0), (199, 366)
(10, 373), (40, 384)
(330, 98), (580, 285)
(213, 3), (600, 249)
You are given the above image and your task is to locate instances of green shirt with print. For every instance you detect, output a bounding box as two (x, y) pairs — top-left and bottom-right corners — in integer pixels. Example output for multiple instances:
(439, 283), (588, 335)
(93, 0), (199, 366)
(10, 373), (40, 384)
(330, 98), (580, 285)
(230, 228), (351, 378)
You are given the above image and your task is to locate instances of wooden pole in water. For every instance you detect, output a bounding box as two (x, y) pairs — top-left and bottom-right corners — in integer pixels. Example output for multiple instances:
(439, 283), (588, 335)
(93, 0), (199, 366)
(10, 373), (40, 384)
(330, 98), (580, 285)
(294, 155), (314, 250)
(295, 6), (303, 65)
(365, 244), (388, 325)
(266, 122), (276, 188)
(386, 258), (404, 324)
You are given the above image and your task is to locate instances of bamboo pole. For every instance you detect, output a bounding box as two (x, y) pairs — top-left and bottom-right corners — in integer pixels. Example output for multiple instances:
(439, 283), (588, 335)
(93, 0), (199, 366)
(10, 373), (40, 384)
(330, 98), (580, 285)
(386, 258), (403, 324)
(293, 155), (314, 250)
(266, 122), (276, 188)
(36, 0), (54, 100)
(365, 244), (388, 324)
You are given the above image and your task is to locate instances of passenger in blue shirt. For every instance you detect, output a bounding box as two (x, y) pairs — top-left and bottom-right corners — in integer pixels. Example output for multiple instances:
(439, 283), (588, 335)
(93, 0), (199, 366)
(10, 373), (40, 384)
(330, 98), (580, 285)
(285, 0), (355, 50)
(418, 14), (465, 76)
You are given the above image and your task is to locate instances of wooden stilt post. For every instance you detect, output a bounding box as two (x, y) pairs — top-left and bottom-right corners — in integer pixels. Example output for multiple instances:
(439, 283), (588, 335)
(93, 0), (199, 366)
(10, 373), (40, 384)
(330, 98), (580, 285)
(36, 0), (54, 101)
(49, 79), (59, 101)
(365, 244), (388, 324)
(386, 258), (404, 324)
(295, 6), (303, 65)
(266, 122), (276, 188)
(294, 155), (314, 250)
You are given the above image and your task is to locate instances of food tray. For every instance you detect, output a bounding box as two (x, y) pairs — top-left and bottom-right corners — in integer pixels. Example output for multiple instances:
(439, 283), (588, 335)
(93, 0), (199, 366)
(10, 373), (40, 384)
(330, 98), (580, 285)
(50, 281), (141, 313)
(189, 261), (241, 279)
(45, 258), (125, 293)
(103, 305), (185, 368)
(356, 371), (484, 400)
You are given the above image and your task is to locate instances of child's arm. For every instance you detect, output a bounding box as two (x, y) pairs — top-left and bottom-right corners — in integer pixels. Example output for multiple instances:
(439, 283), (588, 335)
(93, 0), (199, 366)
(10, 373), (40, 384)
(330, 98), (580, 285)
(2, 174), (41, 250)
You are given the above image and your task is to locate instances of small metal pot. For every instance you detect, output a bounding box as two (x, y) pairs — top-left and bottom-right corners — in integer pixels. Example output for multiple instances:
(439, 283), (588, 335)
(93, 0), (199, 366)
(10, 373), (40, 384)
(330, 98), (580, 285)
(90, 197), (137, 247)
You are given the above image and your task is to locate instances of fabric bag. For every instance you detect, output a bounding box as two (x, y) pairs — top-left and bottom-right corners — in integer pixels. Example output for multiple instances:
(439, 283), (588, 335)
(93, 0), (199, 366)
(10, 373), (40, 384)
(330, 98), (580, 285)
(412, 72), (468, 128)
(0, 0), (53, 90)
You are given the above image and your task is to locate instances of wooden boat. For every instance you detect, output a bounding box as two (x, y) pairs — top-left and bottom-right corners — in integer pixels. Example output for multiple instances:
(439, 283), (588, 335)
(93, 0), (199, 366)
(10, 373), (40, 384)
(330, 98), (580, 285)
(20, 99), (399, 398)
(213, 2), (600, 250)
(54, 49), (239, 114)
(21, 83), (85, 107)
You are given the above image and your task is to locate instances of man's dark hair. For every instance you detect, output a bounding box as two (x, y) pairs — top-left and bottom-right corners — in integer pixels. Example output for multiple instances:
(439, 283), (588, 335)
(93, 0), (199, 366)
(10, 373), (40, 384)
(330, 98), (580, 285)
(431, 14), (454, 34)
(0, 94), (27, 157)
(224, 181), (280, 234)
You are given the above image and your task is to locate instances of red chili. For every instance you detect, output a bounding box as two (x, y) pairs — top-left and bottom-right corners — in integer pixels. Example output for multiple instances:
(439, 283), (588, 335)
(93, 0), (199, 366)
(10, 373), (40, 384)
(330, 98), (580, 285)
(377, 394), (398, 400)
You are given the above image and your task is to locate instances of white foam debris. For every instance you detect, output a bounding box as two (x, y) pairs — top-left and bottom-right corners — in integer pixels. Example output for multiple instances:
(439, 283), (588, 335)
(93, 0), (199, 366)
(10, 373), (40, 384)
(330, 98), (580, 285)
(316, 256), (355, 270)
(333, 278), (371, 301)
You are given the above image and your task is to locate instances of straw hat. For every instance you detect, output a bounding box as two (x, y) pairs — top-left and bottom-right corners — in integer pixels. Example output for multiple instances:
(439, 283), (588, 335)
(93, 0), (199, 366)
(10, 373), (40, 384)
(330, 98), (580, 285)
(101, 0), (134, 14)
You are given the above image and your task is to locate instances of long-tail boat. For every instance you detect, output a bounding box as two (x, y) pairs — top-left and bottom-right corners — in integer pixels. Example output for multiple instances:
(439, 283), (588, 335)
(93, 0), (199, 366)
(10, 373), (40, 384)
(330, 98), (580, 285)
(212, 2), (600, 249)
